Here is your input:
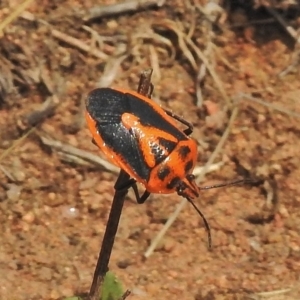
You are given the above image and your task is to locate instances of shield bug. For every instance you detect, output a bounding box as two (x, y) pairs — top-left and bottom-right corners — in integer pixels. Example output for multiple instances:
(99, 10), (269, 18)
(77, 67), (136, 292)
(86, 88), (242, 246)
(85, 88), (201, 199)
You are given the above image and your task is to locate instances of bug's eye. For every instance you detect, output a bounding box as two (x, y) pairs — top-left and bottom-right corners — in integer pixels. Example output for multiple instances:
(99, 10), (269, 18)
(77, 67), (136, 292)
(177, 180), (189, 194)
(186, 174), (195, 181)
(177, 186), (185, 196)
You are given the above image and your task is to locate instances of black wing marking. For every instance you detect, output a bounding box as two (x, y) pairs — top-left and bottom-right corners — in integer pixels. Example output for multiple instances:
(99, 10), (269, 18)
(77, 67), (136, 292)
(125, 92), (187, 140)
(86, 88), (128, 124)
(97, 122), (150, 181)
(86, 88), (150, 180)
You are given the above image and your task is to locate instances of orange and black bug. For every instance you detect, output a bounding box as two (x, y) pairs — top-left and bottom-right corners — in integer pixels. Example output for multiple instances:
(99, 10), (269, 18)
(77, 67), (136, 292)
(85, 88), (201, 198)
(85, 88), (212, 244)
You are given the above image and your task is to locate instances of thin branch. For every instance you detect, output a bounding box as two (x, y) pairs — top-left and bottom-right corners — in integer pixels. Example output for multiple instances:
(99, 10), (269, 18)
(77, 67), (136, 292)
(0, 0), (35, 35)
(252, 287), (293, 297)
(20, 96), (59, 129)
(0, 128), (35, 163)
(153, 20), (197, 69)
(39, 136), (120, 173)
(144, 198), (188, 258)
(196, 107), (239, 185)
(97, 55), (128, 88)
(237, 93), (300, 119)
(194, 3), (215, 107)
(51, 29), (108, 60)
(153, 19), (231, 106)
(193, 161), (224, 176)
(266, 6), (300, 43)
(118, 290), (131, 300)
(85, 0), (166, 21)
(185, 35), (231, 106)
(20, 12), (110, 60)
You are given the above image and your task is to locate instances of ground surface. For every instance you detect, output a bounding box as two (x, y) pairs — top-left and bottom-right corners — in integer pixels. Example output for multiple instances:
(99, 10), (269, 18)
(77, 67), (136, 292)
(0, 1), (300, 300)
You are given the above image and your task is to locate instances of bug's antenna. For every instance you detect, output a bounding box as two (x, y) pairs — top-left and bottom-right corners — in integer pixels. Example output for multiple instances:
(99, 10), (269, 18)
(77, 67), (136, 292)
(186, 197), (212, 249)
(199, 178), (251, 191)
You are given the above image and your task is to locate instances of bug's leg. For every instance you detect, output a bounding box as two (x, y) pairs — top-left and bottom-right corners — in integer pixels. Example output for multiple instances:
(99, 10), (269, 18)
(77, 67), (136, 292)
(115, 178), (151, 204)
(130, 183), (151, 204)
(92, 138), (97, 146)
(138, 190), (151, 204)
(115, 178), (136, 191)
(164, 109), (193, 136)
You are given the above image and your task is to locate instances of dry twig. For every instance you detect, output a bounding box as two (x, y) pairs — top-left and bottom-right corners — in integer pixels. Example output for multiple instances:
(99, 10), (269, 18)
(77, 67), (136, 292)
(51, 29), (108, 60)
(266, 6), (300, 43)
(149, 44), (162, 82)
(119, 290), (131, 300)
(20, 12), (110, 60)
(97, 55), (128, 88)
(192, 161), (224, 176)
(153, 20), (197, 69)
(252, 287), (293, 297)
(85, 0), (166, 21)
(237, 93), (300, 119)
(265, 5), (300, 76)
(153, 19), (231, 106)
(194, 3), (219, 107)
(39, 135), (119, 173)
(185, 35), (231, 106)
(130, 27), (176, 66)
(0, 128), (35, 163)
(20, 96), (60, 129)
(0, 0), (35, 36)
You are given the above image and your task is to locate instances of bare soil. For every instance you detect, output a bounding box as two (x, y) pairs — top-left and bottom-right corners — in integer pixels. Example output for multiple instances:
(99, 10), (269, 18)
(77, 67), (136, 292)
(0, 1), (300, 300)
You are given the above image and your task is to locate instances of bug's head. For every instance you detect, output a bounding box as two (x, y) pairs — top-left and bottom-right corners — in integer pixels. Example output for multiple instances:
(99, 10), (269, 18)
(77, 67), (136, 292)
(176, 174), (199, 200)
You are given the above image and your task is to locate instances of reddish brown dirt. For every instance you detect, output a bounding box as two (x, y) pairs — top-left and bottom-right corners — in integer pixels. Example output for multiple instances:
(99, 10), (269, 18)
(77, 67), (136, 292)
(0, 1), (300, 300)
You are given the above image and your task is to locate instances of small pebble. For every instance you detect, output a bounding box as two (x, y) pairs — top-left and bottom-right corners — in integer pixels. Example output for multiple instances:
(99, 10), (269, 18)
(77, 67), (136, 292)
(49, 289), (60, 299)
(107, 20), (118, 29)
(59, 286), (74, 297)
(145, 283), (160, 294)
(46, 192), (64, 206)
(22, 211), (35, 223)
(162, 237), (176, 253)
(48, 192), (56, 201)
(13, 170), (26, 182)
(79, 177), (98, 190)
(61, 206), (79, 219)
(6, 184), (22, 201)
